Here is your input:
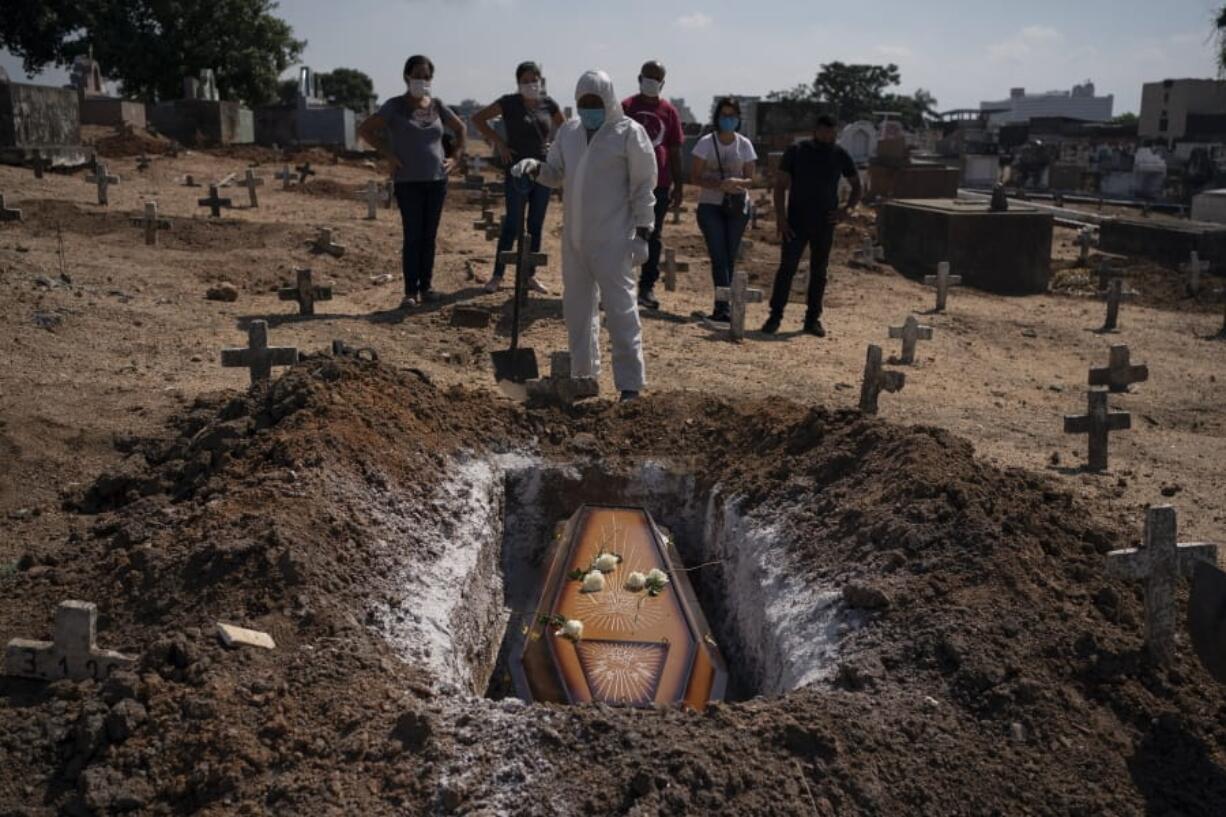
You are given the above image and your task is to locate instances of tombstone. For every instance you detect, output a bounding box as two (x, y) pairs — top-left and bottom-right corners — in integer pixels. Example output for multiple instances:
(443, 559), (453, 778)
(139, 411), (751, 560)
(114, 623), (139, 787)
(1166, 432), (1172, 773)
(182, 174), (202, 188)
(670, 203), (688, 225)
(1099, 278), (1135, 333)
(359, 180), (380, 220)
(1063, 390), (1130, 472)
(1089, 345), (1149, 393)
(129, 201), (170, 246)
(1184, 251), (1210, 296)
(278, 267), (333, 316)
(887, 315), (933, 365)
(4, 600), (136, 681)
(1106, 505), (1219, 662)
(275, 164), (294, 190)
(197, 184), (232, 218)
(295, 162), (315, 184)
(238, 169), (264, 208)
(309, 227), (346, 258)
(923, 262), (962, 312)
(662, 248), (690, 293)
(1076, 228), (1094, 267)
(0, 194), (22, 223)
(714, 271), (764, 342)
(220, 320), (298, 384)
(858, 344), (905, 415)
(85, 162), (120, 206)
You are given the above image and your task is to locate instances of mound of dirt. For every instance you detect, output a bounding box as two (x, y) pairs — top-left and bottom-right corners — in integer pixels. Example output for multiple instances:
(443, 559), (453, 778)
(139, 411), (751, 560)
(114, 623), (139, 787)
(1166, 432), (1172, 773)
(1, 359), (1224, 815)
(89, 126), (178, 159)
(1051, 252), (1224, 314)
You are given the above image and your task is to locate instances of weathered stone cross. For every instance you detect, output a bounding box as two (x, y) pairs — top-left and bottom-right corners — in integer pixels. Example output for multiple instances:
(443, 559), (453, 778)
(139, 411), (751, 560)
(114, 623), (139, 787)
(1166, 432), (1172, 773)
(1095, 259), (1117, 292)
(238, 169), (264, 208)
(296, 162), (315, 184)
(887, 314), (933, 365)
(309, 227), (346, 257)
(197, 184), (233, 218)
(714, 271), (764, 342)
(858, 344), (905, 415)
(923, 262), (962, 312)
(0, 194), (22, 223)
(3, 600), (137, 681)
(1089, 344), (1149, 393)
(473, 209), (497, 232)
(1106, 505), (1219, 662)
(359, 180), (380, 220)
(1063, 390), (1130, 471)
(278, 267), (333, 316)
(129, 201), (170, 246)
(497, 238), (548, 281)
(85, 162), (120, 206)
(662, 248), (690, 292)
(183, 174), (201, 188)
(1099, 278), (1135, 333)
(1076, 227), (1094, 266)
(220, 320), (299, 384)
(483, 218), (504, 242)
(275, 164), (294, 190)
(1184, 251), (1210, 296)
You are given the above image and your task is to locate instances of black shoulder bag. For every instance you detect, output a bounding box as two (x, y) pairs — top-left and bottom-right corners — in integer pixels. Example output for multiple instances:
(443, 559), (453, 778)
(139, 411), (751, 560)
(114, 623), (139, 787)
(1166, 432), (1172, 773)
(712, 135), (747, 218)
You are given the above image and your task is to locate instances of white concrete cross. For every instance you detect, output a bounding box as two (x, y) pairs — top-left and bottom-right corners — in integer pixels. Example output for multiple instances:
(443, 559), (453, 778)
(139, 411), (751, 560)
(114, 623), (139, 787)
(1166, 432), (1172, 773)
(662, 248), (690, 293)
(1063, 390), (1130, 472)
(714, 271), (764, 342)
(887, 315), (933, 365)
(1184, 251), (1210, 296)
(129, 201), (170, 246)
(1088, 344), (1149, 393)
(85, 162), (120, 206)
(923, 262), (962, 312)
(0, 194), (22, 223)
(278, 267), (333, 316)
(858, 344), (905, 415)
(1107, 505), (1219, 662)
(4, 600), (136, 681)
(1099, 278), (1136, 333)
(238, 169), (265, 208)
(359, 180), (380, 220)
(220, 320), (298, 384)
(309, 227), (346, 258)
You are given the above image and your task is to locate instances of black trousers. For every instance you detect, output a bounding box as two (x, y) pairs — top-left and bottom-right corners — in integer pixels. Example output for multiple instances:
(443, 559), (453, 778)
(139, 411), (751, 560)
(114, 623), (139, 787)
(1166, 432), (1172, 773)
(394, 180), (447, 297)
(637, 187), (672, 294)
(768, 218), (836, 323)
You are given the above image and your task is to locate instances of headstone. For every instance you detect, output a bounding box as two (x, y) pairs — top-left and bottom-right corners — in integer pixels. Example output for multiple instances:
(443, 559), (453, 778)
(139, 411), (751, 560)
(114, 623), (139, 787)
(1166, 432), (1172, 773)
(1076, 228), (1094, 267)
(923, 262), (962, 312)
(887, 315), (933, 365)
(129, 201), (170, 246)
(275, 164), (294, 190)
(278, 267), (333, 316)
(662, 248), (690, 293)
(1106, 505), (1219, 662)
(220, 320), (298, 384)
(714, 271), (764, 342)
(3, 600), (136, 681)
(1063, 390), (1130, 472)
(1089, 345), (1149, 393)
(670, 203), (688, 225)
(1184, 251), (1210, 296)
(85, 162), (120, 206)
(183, 174), (201, 188)
(197, 184), (232, 218)
(0, 194), (22, 223)
(296, 162), (315, 184)
(238, 169), (264, 208)
(858, 344), (905, 415)
(309, 227), (346, 258)
(359, 180), (380, 220)
(1099, 278), (1135, 333)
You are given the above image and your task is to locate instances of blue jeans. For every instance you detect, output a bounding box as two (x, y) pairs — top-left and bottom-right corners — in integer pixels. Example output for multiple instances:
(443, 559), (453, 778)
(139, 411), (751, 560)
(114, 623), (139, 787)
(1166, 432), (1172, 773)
(394, 180), (447, 297)
(493, 175), (551, 279)
(696, 203), (750, 310)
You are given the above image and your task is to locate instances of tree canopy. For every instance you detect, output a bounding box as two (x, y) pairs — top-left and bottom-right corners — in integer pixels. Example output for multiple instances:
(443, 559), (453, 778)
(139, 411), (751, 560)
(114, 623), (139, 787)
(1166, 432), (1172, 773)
(0, 0), (304, 106)
(320, 68), (375, 114)
(768, 62), (938, 130)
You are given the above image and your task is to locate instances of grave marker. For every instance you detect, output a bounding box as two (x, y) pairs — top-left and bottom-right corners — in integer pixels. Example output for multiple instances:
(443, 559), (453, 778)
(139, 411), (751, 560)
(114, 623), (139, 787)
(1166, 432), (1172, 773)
(1063, 390), (1130, 472)
(296, 162), (315, 184)
(662, 248), (690, 293)
(1099, 278), (1135, 333)
(4, 600), (136, 681)
(1076, 227), (1094, 266)
(473, 209), (497, 232)
(278, 267), (333, 316)
(1107, 505), (1219, 662)
(220, 320), (298, 384)
(527, 350), (600, 404)
(85, 163), (120, 206)
(357, 180), (380, 220)
(238, 169), (264, 208)
(923, 262), (962, 312)
(275, 165), (294, 190)
(1184, 251), (1210, 296)
(887, 315), (933, 365)
(0, 194), (22, 223)
(497, 240), (548, 279)
(714, 271), (764, 342)
(309, 227), (346, 257)
(1089, 345), (1149, 393)
(129, 201), (170, 246)
(183, 174), (201, 188)
(484, 218), (504, 242)
(1095, 259), (1117, 292)
(858, 344), (905, 415)
(31, 150), (45, 179)
(197, 185), (232, 218)
(215, 171), (238, 189)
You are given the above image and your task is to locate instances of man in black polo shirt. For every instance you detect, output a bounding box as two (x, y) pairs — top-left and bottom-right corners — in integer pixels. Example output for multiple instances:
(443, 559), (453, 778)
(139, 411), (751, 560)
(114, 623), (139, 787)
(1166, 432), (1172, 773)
(761, 114), (862, 337)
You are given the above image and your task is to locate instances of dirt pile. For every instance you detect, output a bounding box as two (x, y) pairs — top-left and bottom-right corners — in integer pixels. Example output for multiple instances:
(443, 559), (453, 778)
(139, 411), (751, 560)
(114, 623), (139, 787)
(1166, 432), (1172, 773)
(90, 126), (178, 159)
(1, 359), (1224, 815)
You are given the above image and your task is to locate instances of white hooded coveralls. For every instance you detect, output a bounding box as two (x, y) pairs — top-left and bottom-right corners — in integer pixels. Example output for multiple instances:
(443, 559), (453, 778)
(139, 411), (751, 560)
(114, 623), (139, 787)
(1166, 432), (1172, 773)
(532, 70), (658, 392)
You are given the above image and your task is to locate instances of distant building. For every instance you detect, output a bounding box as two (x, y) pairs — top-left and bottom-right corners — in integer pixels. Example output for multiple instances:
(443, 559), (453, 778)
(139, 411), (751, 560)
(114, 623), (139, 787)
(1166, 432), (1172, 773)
(670, 98), (698, 126)
(980, 82), (1113, 127)
(1139, 78), (1226, 146)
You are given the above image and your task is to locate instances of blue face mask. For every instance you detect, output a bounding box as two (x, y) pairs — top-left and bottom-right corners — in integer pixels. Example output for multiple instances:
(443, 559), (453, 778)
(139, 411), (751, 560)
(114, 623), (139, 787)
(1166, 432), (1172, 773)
(578, 107), (605, 130)
(718, 116), (740, 133)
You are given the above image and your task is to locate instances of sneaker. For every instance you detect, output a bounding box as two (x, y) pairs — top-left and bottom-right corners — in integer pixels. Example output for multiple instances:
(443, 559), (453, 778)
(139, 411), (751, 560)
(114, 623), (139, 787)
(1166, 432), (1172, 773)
(637, 290), (660, 310)
(399, 295), (418, 310)
(419, 290), (440, 304)
(619, 390), (640, 402)
(484, 276), (503, 293)
(760, 316), (781, 334)
(527, 276), (551, 295)
(803, 319), (827, 338)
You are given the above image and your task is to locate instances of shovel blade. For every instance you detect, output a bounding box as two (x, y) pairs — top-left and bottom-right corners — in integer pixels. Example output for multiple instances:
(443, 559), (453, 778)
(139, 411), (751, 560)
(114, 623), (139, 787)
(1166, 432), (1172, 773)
(491, 347), (539, 384)
(1190, 562), (1226, 684)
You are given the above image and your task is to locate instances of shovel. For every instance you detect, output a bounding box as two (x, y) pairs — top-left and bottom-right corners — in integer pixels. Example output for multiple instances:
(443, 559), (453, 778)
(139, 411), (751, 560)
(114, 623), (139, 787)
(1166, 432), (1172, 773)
(491, 178), (542, 383)
(1190, 561), (1226, 684)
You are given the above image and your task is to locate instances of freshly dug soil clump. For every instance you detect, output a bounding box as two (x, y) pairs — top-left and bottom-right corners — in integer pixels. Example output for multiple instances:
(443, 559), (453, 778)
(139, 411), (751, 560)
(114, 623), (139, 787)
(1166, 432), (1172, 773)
(1, 358), (1223, 816)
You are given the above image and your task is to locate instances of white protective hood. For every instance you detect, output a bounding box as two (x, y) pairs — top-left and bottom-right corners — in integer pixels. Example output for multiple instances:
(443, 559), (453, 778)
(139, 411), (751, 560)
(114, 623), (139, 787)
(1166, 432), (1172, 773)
(574, 69), (625, 129)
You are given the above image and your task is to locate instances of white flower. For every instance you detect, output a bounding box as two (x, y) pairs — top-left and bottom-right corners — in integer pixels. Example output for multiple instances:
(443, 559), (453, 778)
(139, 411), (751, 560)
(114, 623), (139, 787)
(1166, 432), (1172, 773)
(581, 571), (606, 593)
(646, 568), (670, 586)
(624, 571), (647, 592)
(559, 619), (584, 641)
(594, 553), (621, 573)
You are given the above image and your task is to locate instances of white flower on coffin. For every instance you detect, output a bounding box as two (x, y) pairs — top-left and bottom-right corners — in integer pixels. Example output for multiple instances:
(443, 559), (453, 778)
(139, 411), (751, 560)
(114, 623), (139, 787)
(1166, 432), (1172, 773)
(558, 619), (584, 641)
(645, 568), (670, 596)
(594, 553), (621, 573)
(624, 571), (647, 592)
(581, 571), (606, 593)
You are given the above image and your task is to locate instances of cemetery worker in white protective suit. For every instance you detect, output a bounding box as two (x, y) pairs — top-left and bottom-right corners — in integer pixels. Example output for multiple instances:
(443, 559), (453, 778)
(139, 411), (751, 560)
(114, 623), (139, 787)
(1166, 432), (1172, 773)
(512, 70), (657, 401)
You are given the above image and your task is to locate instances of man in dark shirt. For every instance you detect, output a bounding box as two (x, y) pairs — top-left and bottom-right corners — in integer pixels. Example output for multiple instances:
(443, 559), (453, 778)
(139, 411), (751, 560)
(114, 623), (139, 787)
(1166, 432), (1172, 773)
(761, 114), (862, 337)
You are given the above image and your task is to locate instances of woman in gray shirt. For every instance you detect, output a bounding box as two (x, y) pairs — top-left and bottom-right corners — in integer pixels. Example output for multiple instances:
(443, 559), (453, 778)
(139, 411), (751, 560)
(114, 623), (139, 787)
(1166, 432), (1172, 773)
(358, 55), (467, 309)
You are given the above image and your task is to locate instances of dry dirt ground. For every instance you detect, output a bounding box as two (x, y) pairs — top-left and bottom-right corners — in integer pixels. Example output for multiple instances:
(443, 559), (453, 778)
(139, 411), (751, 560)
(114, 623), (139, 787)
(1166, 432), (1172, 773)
(0, 136), (1224, 816)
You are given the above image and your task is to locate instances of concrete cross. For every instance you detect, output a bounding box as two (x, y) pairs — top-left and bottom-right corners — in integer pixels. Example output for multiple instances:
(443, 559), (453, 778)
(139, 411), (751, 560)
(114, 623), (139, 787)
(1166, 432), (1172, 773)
(858, 344), (905, 415)
(923, 262), (963, 312)
(1106, 505), (1220, 662)
(497, 239), (548, 278)
(197, 184), (233, 218)
(1089, 344), (1149, 393)
(129, 201), (170, 246)
(275, 165), (294, 190)
(670, 203), (689, 225)
(714, 271), (764, 342)
(1099, 278), (1136, 333)
(359, 180), (380, 220)
(383, 181), (395, 209)
(238, 169), (264, 208)
(215, 171), (238, 189)
(483, 218), (504, 242)
(887, 315), (933, 365)
(1095, 259), (1117, 292)
(464, 173), (485, 189)
(1063, 390), (1131, 472)
(470, 186), (496, 211)
(183, 174), (202, 188)
(295, 162), (315, 184)
(220, 320), (298, 384)
(85, 162), (120, 206)
(309, 227), (346, 258)
(737, 238), (755, 263)
(0, 194), (22, 223)
(662, 248), (690, 293)
(1076, 227), (1094, 266)
(473, 209), (497, 232)
(31, 150), (45, 179)
(3, 600), (137, 681)
(1184, 251), (1210, 296)
(278, 267), (333, 316)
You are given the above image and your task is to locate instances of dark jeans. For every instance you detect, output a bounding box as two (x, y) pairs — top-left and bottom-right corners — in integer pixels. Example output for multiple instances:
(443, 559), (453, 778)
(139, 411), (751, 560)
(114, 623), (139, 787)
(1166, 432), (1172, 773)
(493, 175), (551, 279)
(696, 203), (749, 310)
(638, 187), (672, 294)
(394, 180), (447, 297)
(768, 218), (836, 323)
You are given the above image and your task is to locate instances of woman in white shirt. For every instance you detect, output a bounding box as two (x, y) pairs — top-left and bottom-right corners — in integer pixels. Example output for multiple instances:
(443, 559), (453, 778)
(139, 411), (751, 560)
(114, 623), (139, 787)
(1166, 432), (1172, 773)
(690, 97), (757, 323)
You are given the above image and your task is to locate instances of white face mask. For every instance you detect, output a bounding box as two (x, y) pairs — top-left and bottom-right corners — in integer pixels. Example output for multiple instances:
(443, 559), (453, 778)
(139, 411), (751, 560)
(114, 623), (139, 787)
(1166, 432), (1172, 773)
(519, 82), (541, 100)
(639, 78), (663, 98)
(407, 78), (431, 97)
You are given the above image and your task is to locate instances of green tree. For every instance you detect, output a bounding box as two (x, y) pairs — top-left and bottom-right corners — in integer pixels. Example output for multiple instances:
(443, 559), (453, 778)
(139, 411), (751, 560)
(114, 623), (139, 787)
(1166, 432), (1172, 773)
(1110, 112), (1139, 126)
(812, 62), (901, 122)
(319, 68), (375, 114)
(276, 78), (300, 106)
(878, 88), (938, 130)
(0, 0), (304, 106)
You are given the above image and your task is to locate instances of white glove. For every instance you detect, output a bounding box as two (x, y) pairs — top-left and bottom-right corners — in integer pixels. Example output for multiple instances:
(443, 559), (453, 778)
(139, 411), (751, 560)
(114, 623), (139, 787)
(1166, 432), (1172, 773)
(511, 158), (541, 179)
(629, 237), (650, 266)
